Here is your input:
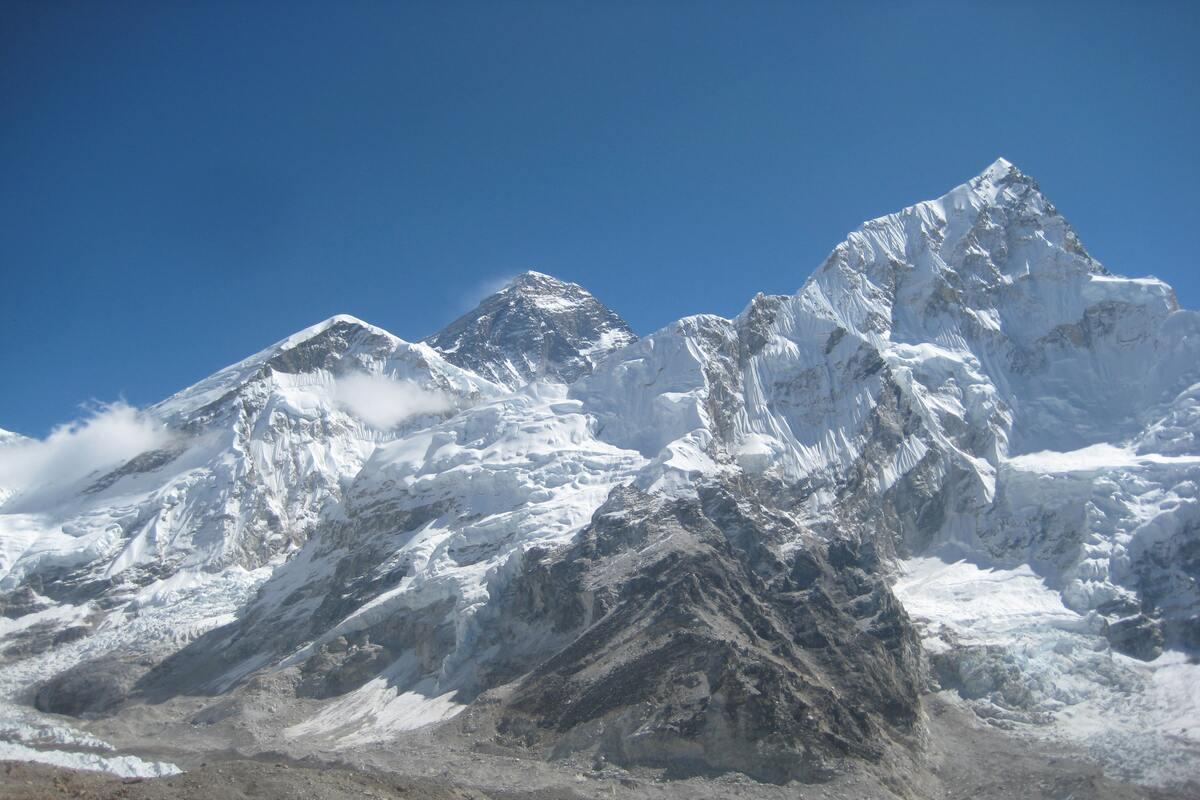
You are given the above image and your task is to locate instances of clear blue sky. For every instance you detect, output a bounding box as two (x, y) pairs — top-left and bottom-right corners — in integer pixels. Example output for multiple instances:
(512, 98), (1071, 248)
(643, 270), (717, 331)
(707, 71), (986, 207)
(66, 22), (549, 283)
(2, 1), (1197, 436)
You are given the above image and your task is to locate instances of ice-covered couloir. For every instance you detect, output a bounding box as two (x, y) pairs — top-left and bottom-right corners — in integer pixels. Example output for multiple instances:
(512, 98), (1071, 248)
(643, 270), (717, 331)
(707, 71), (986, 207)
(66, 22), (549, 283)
(1, 159), (1198, 788)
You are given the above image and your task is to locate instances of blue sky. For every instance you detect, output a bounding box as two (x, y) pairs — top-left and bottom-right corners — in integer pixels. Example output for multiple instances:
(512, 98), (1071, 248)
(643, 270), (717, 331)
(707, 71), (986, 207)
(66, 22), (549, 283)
(2, 1), (1197, 436)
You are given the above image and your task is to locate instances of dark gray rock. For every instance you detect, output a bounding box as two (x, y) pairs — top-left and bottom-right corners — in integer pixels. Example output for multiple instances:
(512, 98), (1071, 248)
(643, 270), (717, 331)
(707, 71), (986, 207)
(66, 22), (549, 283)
(35, 656), (151, 717)
(464, 484), (926, 785)
(1105, 614), (1164, 661)
(929, 645), (1036, 709)
(425, 271), (636, 387)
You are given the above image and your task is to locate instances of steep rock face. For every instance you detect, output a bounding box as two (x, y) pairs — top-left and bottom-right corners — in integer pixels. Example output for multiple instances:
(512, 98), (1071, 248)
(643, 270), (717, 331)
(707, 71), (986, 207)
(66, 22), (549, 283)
(473, 485), (924, 784)
(425, 271), (636, 388)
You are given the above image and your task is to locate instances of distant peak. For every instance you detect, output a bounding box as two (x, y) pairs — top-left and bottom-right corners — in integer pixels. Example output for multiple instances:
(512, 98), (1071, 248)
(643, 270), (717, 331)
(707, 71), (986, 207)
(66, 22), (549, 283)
(513, 269), (557, 283)
(970, 157), (1033, 195)
(492, 271), (606, 312)
(314, 313), (374, 330)
(969, 158), (1027, 191)
(505, 270), (574, 293)
(982, 156), (1015, 177)
(280, 314), (395, 348)
(242, 313), (400, 372)
(425, 270), (635, 387)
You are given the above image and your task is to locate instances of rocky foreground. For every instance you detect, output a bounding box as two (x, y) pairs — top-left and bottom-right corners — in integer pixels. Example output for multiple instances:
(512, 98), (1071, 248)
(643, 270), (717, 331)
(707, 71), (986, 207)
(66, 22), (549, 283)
(3, 696), (1195, 800)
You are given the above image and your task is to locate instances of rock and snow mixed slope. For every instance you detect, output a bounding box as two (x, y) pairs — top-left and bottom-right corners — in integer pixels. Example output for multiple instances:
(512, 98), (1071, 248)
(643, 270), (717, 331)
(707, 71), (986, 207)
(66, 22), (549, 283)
(425, 270), (637, 387)
(0, 316), (501, 774)
(582, 158), (1200, 639)
(0, 316), (503, 628)
(1, 161), (1198, 790)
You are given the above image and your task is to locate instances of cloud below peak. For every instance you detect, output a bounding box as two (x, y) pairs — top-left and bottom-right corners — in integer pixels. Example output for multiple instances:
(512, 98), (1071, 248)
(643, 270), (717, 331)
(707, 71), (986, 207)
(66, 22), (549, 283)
(334, 373), (453, 429)
(0, 402), (174, 507)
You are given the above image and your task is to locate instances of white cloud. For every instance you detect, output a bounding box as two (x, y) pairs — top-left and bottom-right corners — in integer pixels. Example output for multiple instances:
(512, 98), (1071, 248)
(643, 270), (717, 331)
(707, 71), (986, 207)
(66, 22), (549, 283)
(0, 402), (174, 502)
(334, 373), (453, 429)
(455, 272), (517, 314)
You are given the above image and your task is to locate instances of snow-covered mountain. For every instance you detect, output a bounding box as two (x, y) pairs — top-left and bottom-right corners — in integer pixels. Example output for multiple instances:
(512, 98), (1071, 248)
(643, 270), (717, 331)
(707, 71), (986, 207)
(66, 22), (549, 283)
(425, 270), (637, 387)
(2, 160), (1198, 791)
(1, 316), (498, 603)
(579, 157), (1200, 645)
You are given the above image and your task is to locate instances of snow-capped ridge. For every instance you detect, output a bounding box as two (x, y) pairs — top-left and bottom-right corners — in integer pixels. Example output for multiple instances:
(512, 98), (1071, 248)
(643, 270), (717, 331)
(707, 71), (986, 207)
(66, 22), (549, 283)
(983, 155), (1014, 173)
(282, 313), (396, 343)
(230, 313), (402, 370)
(153, 314), (401, 419)
(975, 155), (1016, 186)
(502, 269), (559, 288)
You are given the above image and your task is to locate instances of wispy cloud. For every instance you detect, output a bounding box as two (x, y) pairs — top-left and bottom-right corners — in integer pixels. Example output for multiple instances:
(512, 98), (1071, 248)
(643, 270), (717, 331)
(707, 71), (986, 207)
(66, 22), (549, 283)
(0, 402), (174, 502)
(454, 272), (517, 315)
(334, 373), (453, 429)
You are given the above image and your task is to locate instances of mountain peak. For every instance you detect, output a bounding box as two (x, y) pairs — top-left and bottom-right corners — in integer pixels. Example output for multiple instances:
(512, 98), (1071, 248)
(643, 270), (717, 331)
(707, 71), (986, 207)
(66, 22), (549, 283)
(799, 156), (1108, 347)
(225, 313), (402, 380)
(979, 156), (1016, 182)
(958, 156), (1049, 211)
(426, 271), (636, 387)
(499, 271), (591, 305)
(276, 314), (396, 350)
(154, 314), (406, 420)
(507, 269), (558, 287)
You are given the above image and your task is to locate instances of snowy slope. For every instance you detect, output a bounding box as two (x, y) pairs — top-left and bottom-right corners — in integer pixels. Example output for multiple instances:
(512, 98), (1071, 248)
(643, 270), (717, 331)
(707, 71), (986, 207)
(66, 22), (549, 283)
(153, 384), (646, 712)
(0, 315), (507, 774)
(894, 556), (1200, 786)
(0, 316), (500, 597)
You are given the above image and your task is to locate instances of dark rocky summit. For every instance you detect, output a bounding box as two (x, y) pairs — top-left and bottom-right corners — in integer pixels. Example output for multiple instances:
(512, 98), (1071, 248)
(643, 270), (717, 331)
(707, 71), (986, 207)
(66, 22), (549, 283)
(425, 271), (636, 387)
